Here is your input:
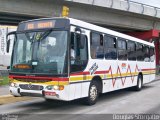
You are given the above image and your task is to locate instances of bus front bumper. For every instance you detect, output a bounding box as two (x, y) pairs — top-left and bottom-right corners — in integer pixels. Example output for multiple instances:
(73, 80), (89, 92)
(9, 83), (68, 101)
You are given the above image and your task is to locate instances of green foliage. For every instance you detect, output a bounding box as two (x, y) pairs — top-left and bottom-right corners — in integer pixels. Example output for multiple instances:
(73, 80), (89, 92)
(0, 77), (9, 86)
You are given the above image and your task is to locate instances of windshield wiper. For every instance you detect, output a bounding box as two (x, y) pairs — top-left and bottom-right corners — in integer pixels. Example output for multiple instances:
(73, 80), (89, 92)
(39, 29), (52, 41)
(24, 29), (52, 43)
(36, 29), (52, 49)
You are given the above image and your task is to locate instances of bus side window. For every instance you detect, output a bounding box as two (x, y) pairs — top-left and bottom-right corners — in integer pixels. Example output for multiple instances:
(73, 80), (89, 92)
(144, 46), (150, 62)
(136, 43), (143, 61)
(150, 47), (155, 62)
(90, 32), (104, 59)
(117, 39), (127, 60)
(104, 35), (117, 60)
(127, 41), (136, 61)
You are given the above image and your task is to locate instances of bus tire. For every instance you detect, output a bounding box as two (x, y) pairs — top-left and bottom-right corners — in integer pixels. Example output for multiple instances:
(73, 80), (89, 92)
(13, 95), (19, 97)
(135, 75), (143, 91)
(85, 80), (99, 105)
(45, 98), (53, 102)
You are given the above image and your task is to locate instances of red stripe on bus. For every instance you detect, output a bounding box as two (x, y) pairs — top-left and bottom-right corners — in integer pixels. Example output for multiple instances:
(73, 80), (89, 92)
(9, 75), (69, 81)
(70, 70), (110, 76)
(70, 68), (155, 76)
(95, 70), (109, 74)
(70, 72), (90, 76)
(141, 68), (156, 71)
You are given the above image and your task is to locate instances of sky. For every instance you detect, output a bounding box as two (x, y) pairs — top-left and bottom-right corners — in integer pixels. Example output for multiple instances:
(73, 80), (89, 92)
(131, 0), (160, 8)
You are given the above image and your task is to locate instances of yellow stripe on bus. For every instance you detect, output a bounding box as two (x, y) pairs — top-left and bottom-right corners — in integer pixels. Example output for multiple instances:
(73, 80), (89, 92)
(12, 79), (69, 85)
(69, 71), (154, 82)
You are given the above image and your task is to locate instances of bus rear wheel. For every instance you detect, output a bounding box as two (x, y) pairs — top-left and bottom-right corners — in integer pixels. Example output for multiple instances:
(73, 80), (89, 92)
(85, 81), (99, 105)
(135, 75), (143, 91)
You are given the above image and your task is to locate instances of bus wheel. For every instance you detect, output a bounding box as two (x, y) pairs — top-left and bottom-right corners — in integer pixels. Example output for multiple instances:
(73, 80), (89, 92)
(85, 81), (99, 105)
(45, 98), (53, 102)
(135, 75), (143, 91)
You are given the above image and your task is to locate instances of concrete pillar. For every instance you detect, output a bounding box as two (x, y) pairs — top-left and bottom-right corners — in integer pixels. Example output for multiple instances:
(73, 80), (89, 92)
(155, 38), (160, 65)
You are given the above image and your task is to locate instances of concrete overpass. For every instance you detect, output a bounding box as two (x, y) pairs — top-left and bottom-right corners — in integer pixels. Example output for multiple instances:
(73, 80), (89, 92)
(0, 0), (160, 31)
(1, 0), (160, 69)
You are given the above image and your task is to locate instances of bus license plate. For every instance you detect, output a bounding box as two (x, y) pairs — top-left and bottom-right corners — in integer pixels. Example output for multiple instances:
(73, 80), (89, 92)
(45, 91), (56, 96)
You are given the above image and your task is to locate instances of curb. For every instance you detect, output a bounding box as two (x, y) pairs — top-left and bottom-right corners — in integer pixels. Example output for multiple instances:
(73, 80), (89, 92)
(0, 94), (33, 105)
(0, 94), (12, 98)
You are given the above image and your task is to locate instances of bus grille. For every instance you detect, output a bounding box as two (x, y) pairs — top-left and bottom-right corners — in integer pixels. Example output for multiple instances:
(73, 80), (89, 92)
(19, 84), (44, 91)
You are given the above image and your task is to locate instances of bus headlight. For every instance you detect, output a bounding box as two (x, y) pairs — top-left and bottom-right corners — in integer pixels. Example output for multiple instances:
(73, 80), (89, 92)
(46, 85), (64, 91)
(10, 83), (15, 87)
(10, 83), (18, 87)
(46, 85), (54, 90)
(53, 85), (59, 90)
(53, 85), (64, 90)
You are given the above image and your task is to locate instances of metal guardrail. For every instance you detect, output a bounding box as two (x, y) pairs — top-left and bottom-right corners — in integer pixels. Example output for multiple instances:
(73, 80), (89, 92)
(88, 0), (160, 17)
(126, 0), (160, 9)
(0, 70), (9, 77)
(125, 0), (160, 17)
(68, 0), (160, 11)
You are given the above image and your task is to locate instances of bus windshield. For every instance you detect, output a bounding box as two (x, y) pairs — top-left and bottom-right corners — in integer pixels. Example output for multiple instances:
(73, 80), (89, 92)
(11, 30), (68, 75)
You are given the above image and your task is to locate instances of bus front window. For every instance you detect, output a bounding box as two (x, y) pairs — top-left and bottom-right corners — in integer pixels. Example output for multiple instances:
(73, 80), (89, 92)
(11, 30), (68, 75)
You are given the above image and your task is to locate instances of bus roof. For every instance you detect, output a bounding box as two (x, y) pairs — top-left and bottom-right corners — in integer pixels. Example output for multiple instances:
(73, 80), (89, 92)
(69, 18), (154, 47)
(19, 17), (154, 47)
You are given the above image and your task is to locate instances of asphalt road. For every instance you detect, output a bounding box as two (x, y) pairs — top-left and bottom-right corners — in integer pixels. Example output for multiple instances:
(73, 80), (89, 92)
(0, 85), (9, 96)
(0, 80), (160, 120)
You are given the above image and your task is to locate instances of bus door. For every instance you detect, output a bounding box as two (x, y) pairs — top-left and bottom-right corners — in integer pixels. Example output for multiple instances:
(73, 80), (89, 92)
(70, 26), (88, 98)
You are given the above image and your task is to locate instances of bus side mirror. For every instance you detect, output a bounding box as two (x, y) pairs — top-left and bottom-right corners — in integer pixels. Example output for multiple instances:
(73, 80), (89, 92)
(7, 66), (10, 69)
(6, 31), (16, 53)
(6, 40), (10, 53)
(114, 38), (117, 48)
(75, 27), (85, 49)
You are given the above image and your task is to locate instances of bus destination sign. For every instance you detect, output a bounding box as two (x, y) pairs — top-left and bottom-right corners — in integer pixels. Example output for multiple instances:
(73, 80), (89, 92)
(17, 19), (70, 31)
(25, 21), (55, 30)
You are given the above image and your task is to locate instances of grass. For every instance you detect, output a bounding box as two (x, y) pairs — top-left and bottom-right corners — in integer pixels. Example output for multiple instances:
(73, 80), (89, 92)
(0, 76), (9, 86)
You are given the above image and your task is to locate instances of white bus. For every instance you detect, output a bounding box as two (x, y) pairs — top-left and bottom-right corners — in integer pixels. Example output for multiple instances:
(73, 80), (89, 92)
(7, 18), (155, 105)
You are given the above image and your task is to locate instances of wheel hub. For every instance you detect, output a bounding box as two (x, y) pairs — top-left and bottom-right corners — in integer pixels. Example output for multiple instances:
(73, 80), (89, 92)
(90, 85), (97, 101)
(138, 78), (142, 88)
